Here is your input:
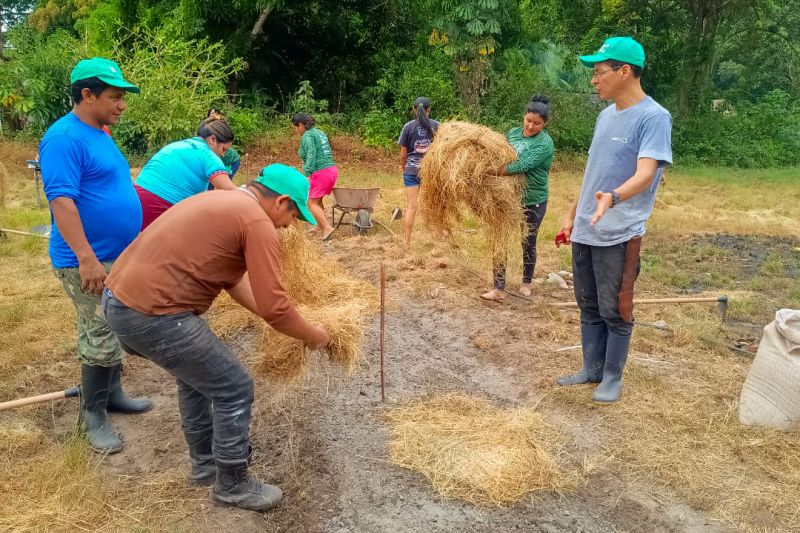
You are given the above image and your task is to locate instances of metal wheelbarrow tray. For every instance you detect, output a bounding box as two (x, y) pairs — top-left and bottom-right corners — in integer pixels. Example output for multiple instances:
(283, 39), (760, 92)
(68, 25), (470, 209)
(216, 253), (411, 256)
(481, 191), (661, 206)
(330, 187), (381, 234)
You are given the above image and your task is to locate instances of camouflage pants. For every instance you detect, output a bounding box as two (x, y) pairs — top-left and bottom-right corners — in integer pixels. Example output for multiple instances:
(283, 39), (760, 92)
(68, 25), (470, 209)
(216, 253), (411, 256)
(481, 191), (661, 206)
(54, 262), (122, 367)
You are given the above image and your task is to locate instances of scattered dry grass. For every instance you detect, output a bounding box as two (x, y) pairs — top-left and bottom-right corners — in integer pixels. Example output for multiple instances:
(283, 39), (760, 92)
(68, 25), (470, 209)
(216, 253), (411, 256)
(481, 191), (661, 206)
(385, 393), (575, 505)
(0, 419), (201, 532)
(419, 121), (525, 258)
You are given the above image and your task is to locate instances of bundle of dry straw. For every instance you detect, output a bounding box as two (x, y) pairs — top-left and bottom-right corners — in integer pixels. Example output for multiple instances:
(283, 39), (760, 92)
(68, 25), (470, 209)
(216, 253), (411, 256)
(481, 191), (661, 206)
(258, 302), (367, 381)
(384, 394), (571, 505)
(207, 224), (376, 382)
(419, 121), (525, 254)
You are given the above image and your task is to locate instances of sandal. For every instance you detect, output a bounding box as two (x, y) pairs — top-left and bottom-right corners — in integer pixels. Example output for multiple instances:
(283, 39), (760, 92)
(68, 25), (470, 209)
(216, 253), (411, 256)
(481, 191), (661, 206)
(480, 289), (505, 302)
(518, 284), (532, 297)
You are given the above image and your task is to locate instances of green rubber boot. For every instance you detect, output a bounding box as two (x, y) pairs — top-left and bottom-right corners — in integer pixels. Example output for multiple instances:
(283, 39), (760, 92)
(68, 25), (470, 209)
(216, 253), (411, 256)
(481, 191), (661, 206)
(107, 364), (153, 414)
(592, 332), (631, 404)
(556, 323), (608, 386)
(80, 364), (123, 453)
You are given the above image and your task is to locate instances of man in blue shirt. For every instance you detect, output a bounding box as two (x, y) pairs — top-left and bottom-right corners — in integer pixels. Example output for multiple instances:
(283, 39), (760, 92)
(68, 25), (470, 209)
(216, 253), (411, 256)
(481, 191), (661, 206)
(40, 57), (152, 452)
(555, 37), (673, 403)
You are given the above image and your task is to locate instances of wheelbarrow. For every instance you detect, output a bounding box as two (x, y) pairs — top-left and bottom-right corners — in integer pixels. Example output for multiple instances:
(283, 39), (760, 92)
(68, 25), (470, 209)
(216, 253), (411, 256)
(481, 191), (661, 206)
(330, 187), (382, 235)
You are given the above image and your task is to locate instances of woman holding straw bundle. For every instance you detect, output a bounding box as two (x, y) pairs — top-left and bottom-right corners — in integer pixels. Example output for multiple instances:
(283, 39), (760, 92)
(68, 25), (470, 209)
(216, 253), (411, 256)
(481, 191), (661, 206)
(292, 113), (338, 241)
(135, 112), (238, 230)
(481, 95), (554, 302)
(399, 96), (439, 246)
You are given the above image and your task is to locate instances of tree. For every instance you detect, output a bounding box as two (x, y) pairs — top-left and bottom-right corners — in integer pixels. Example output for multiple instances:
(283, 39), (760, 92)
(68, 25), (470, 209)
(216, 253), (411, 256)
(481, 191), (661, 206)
(429, 0), (516, 114)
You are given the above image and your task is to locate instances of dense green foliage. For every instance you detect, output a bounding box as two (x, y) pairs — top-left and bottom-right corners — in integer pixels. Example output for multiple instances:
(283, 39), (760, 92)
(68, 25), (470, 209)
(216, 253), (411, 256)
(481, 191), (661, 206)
(0, 0), (798, 166)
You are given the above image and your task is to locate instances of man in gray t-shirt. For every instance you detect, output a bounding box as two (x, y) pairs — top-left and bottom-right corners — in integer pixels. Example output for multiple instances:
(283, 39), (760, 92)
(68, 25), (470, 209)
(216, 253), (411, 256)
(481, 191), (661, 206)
(556, 36), (673, 404)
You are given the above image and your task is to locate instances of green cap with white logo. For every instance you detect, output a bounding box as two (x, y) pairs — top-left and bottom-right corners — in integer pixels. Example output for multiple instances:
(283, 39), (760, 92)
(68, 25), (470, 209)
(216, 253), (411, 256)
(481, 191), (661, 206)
(255, 163), (316, 225)
(70, 57), (140, 93)
(579, 36), (645, 68)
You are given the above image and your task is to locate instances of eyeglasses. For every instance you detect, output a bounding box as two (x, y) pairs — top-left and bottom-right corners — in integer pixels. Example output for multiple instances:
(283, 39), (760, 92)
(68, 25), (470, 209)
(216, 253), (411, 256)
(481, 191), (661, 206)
(592, 66), (624, 79)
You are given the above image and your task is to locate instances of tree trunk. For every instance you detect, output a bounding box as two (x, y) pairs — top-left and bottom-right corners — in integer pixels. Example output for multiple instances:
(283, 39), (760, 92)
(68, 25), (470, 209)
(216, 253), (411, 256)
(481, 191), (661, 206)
(250, 6), (273, 40)
(677, 0), (724, 117)
(453, 56), (490, 119)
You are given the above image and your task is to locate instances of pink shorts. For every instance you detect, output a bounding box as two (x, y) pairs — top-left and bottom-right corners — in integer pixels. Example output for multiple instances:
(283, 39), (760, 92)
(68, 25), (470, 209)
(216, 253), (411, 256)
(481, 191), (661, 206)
(309, 166), (339, 199)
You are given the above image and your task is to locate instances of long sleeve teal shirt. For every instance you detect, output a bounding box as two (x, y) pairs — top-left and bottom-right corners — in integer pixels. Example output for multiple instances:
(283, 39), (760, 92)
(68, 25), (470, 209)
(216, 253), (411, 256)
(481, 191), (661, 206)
(505, 127), (554, 205)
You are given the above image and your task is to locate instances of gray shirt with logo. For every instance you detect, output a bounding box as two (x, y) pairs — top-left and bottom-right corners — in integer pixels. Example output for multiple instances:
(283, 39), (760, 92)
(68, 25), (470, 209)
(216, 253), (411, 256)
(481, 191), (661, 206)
(571, 96), (673, 247)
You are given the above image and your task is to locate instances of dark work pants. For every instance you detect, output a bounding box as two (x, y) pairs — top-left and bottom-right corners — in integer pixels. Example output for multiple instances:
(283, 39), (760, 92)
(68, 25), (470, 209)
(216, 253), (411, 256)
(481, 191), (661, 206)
(493, 202), (548, 290)
(571, 241), (638, 337)
(101, 289), (253, 462)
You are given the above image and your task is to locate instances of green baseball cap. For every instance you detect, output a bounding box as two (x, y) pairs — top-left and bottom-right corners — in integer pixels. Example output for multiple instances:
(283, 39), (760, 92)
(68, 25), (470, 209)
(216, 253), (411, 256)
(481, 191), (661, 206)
(579, 36), (645, 68)
(255, 163), (316, 225)
(70, 57), (140, 93)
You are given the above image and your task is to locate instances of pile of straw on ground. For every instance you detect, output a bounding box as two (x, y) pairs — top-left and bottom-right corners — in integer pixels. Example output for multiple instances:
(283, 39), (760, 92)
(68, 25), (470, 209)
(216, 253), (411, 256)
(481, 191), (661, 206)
(419, 121), (525, 255)
(384, 393), (572, 505)
(207, 224), (376, 382)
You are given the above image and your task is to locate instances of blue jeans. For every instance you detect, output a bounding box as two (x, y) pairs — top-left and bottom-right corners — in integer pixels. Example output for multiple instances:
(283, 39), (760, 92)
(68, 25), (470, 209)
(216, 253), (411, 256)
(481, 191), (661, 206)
(101, 289), (253, 462)
(403, 173), (421, 187)
(571, 241), (638, 337)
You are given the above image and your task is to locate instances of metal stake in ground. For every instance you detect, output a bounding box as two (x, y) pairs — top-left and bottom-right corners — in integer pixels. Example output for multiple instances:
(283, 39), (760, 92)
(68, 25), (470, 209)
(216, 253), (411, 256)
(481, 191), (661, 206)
(380, 262), (386, 402)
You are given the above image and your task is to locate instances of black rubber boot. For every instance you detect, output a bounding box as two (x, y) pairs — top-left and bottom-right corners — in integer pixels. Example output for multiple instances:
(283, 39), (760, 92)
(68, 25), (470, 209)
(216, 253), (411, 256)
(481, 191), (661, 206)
(592, 332), (631, 404)
(185, 429), (216, 485)
(556, 323), (608, 386)
(211, 460), (283, 511)
(106, 364), (153, 414)
(80, 364), (123, 453)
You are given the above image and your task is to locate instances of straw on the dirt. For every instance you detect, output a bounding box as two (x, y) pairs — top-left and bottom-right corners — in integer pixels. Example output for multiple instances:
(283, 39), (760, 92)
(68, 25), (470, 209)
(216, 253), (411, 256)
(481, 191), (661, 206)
(419, 121), (525, 256)
(384, 393), (571, 505)
(259, 302), (367, 382)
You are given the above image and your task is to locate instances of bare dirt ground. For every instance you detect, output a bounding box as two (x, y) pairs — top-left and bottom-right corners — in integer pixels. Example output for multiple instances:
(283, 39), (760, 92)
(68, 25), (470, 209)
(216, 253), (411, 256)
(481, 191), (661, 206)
(39, 231), (723, 533)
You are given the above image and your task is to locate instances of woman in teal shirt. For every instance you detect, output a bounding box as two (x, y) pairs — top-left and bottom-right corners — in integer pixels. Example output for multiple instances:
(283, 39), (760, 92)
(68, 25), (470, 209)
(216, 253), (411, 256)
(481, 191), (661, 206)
(135, 114), (238, 230)
(482, 95), (555, 301)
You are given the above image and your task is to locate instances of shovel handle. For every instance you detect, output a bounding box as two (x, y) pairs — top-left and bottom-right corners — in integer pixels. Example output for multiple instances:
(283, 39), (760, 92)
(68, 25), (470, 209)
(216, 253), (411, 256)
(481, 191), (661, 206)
(0, 228), (49, 239)
(0, 387), (80, 411)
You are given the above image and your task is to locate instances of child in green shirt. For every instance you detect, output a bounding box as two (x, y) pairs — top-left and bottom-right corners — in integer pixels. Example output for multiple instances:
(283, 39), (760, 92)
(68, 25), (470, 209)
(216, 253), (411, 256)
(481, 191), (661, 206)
(292, 113), (339, 240)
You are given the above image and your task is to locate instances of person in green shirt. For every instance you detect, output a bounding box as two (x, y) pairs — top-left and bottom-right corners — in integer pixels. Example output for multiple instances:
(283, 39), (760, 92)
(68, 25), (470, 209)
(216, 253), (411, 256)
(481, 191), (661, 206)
(208, 109), (241, 178)
(292, 113), (338, 240)
(482, 95), (555, 302)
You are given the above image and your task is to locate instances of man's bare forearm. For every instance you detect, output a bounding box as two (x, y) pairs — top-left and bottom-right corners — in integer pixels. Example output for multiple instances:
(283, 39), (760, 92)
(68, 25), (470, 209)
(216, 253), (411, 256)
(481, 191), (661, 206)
(613, 158), (659, 202)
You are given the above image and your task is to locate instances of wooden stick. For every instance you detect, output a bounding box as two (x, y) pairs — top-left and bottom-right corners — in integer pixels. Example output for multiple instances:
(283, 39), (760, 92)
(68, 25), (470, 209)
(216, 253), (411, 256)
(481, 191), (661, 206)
(550, 296), (726, 308)
(380, 263), (386, 403)
(0, 228), (49, 239)
(0, 387), (80, 411)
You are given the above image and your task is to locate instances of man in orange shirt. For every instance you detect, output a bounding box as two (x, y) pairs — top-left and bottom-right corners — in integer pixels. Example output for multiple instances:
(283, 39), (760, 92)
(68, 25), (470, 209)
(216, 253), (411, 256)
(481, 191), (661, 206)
(103, 164), (330, 512)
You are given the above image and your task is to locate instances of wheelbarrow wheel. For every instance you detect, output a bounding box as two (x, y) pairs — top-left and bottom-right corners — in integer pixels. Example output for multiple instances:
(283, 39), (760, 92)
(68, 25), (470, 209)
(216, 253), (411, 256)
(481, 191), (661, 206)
(355, 209), (371, 235)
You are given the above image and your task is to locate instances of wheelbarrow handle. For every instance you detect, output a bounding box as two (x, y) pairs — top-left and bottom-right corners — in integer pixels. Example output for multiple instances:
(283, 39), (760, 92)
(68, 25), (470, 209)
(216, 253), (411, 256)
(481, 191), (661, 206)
(0, 386), (80, 411)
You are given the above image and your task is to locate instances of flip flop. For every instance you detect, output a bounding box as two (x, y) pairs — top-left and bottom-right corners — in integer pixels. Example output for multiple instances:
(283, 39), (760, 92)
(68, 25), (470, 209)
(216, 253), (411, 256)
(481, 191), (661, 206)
(480, 290), (505, 302)
(518, 285), (532, 297)
(322, 229), (335, 242)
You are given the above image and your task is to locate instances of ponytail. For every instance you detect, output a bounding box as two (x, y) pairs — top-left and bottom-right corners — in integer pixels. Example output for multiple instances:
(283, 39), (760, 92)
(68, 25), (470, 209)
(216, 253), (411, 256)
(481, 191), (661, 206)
(412, 96), (435, 138)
